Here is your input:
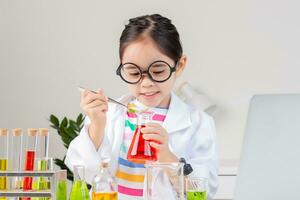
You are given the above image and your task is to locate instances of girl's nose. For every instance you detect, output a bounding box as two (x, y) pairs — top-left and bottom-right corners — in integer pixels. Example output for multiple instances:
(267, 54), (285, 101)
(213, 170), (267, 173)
(140, 74), (154, 88)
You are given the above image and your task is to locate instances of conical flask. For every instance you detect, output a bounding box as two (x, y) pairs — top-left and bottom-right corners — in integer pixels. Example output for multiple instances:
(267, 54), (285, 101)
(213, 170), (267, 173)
(127, 111), (157, 164)
(91, 159), (117, 200)
(69, 165), (90, 200)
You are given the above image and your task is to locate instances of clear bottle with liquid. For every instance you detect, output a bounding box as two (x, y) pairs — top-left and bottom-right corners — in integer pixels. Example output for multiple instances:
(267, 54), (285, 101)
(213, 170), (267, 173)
(0, 128), (9, 194)
(91, 160), (117, 200)
(56, 170), (67, 200)
(69, 165), (90, 200)
(127, 111), (157, 164)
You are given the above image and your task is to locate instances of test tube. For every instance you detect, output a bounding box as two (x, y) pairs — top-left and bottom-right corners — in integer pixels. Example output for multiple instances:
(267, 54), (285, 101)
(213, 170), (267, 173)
(10, 128), (23, 190)
(0, 128), (9, 191)
(36, 128), (49, 171)
(32, 129), (50, 200)
(23, 128), (38, 190)
(32, 157), (53, 200)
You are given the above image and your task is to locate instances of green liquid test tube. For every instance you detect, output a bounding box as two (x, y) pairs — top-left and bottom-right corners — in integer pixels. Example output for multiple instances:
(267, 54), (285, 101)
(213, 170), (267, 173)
(56, 170), (67, 200)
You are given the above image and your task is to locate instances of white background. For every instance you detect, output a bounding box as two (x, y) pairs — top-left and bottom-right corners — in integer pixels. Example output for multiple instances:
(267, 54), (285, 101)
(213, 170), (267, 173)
(1, 0), (300, 168)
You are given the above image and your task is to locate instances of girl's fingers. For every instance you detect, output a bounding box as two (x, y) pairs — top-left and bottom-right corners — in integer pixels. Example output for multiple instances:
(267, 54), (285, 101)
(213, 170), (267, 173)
(143, 133), (164, 143)
(84, 92), (107, 105)
(149, 142), (163, 150)
(80, 89), (89, 101)
(84, 99), (107, 110)
(145, 122), (162, 128)
(85, 103), (108, 113)
(142, 126), (166, 137)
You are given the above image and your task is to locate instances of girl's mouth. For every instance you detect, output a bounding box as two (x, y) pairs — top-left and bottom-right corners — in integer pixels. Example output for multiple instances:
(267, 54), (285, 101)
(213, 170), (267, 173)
(140, 91), (160, 98)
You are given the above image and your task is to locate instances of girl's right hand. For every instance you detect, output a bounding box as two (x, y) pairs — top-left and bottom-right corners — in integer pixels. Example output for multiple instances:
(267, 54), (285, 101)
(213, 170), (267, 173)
(80, 89), (108, 129)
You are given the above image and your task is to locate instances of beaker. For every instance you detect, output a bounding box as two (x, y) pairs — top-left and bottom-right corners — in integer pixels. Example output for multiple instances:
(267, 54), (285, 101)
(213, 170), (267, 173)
(144, 162), (184, 200)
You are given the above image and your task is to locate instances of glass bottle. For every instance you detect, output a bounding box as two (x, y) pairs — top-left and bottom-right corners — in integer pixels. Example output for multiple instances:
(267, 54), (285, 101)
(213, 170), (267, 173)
(92, 160), (117, 200)
(0, 128), (9, 194)
(127, 111), (157, 164)
(56, 170), (67, 200)
(69, 165), (90, 200)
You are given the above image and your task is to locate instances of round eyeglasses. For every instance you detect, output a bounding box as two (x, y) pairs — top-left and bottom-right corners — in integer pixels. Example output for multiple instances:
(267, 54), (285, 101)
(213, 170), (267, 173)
(116, 60), (178, 84)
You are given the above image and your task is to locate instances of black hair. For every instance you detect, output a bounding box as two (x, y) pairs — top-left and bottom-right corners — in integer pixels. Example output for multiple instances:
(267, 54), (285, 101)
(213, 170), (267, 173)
(119, 14), (182, 62)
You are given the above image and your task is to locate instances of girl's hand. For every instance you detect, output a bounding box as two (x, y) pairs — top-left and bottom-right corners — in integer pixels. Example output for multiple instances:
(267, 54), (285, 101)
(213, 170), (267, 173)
(80, 89), (108, 125)
(80, 89), (108, 149)
(142, 123), (179, 162)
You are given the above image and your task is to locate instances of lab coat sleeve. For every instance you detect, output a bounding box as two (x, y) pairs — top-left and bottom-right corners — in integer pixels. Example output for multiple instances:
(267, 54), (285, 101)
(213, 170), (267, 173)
(187, 112), (219, 200)
(64, 116), (112, 184)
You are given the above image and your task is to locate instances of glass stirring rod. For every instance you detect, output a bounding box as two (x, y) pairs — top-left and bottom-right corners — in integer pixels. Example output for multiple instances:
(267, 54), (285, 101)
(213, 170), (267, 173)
(78, 86), (127, 108)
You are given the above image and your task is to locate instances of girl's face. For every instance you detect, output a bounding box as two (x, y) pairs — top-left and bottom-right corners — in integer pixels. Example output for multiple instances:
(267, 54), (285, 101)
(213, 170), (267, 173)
(121, 38), (187, 108)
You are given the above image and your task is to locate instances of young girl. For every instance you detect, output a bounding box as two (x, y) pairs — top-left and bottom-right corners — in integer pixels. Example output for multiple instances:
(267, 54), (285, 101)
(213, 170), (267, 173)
(65, 14), (218, 199)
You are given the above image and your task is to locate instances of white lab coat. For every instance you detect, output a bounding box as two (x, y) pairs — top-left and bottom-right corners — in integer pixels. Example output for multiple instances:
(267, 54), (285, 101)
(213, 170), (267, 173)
(65, 92), (219, 199)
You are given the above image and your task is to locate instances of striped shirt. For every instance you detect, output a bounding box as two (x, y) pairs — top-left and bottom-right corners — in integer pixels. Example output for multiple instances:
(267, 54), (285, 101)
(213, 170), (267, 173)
(116, 99), (168, 200)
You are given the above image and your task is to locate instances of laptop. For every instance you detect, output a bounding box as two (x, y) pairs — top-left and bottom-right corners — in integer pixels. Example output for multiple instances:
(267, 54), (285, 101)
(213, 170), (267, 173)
(234, 94), (300, 200)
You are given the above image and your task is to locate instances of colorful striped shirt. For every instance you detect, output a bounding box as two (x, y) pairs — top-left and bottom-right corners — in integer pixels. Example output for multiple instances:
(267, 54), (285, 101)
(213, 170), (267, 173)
(116, 99), (168, 200)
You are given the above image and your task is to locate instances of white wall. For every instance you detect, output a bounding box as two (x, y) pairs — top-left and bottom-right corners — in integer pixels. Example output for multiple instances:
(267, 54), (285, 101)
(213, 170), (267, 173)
(1, 0), (300, 166)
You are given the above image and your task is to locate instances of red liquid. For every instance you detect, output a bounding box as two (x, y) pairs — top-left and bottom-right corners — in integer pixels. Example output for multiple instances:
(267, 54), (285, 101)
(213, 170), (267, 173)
(127, 125), (157, 164)
(23, 151), (35, 190)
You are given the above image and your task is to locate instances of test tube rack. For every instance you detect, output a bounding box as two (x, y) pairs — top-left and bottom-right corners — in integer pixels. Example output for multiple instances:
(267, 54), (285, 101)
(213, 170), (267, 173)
(0, 170), (56, 198)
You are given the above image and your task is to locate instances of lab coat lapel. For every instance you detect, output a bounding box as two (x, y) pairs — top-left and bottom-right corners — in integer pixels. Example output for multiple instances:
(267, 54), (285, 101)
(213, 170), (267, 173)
(163, 92), (192, 134)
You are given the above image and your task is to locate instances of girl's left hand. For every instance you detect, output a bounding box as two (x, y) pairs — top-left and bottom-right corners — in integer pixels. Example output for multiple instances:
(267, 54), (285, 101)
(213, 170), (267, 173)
(141, 123), (178, 162)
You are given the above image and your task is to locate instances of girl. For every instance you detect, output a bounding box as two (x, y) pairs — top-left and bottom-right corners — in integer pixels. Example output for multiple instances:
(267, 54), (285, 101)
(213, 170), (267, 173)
(65, 14), (218, 199)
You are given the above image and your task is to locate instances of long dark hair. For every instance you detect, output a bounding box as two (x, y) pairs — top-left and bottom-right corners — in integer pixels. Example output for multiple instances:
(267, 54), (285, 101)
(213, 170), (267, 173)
(119, 14), (182, 62)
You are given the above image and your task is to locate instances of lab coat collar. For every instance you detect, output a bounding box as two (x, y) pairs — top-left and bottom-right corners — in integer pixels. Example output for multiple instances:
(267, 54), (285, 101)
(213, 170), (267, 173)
(116, 92), (192, 134)
(163, 92), (192, 133)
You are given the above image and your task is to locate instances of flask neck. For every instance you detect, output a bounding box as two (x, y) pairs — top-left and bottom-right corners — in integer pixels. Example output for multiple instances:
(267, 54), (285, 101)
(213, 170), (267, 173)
(73, 165), (85, 181)
(137, 111), (153, 125)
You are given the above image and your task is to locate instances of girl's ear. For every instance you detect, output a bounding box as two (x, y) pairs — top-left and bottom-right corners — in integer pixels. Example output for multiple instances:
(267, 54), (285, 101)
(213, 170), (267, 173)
(175, 55), (187, 77)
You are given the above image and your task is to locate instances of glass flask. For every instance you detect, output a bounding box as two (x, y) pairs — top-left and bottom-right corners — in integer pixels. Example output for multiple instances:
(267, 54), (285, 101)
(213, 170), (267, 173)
(127, 111), (157, 164)
(144, 162), (184, 200)
(186, 177), (207, 200)
(69, 165), (90, 200)
(91, 160), (117, 200)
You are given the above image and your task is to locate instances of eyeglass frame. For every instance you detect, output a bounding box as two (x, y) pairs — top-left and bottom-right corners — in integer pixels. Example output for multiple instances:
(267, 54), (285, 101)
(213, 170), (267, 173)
(116, 60), (179, 84)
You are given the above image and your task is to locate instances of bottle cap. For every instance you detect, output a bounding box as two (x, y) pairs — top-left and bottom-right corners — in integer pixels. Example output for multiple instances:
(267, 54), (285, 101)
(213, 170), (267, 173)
(0, 128), (8, 136)
(27, 128), (38, 136)
(100, 157), (111, 168)
(56, 170), (67, 180)
(39, 128), (49, 136)
(12, 128), (22, 136)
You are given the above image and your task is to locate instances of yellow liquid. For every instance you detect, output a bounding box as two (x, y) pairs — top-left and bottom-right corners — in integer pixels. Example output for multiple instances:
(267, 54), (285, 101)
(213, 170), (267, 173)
(92, 192), (118, 200)
(0, 159), (8, 190)
(0, 159), (8, 200)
